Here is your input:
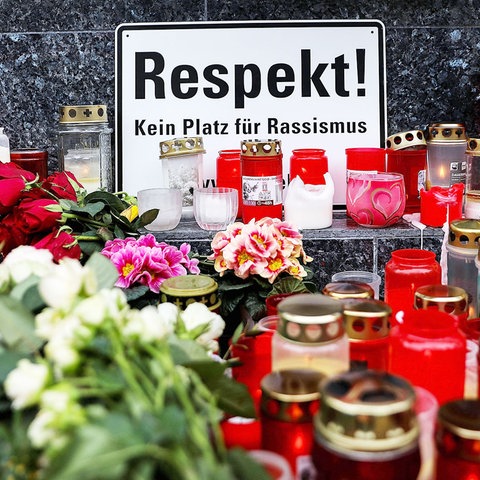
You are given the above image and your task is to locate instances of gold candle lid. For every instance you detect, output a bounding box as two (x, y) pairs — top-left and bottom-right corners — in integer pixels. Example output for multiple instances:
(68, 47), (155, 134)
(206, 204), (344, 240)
(426, 122), (467, 143)
(240, 139), (282, 157)
(466, 138), (480, 155)
(323, 281), (374, 300)
(260, 369), (323, 422)
(277, 294), (344, 345)
(315, 370), (419, 451)
(59, 105), (108, 123)
(414, 284), (468, 316)
(342, 298), (392, 341)
(159, 137), (206, 158)
(385, 130), (427, 150)
(159, 274), (220, 311)
(448, 219), (480, 249)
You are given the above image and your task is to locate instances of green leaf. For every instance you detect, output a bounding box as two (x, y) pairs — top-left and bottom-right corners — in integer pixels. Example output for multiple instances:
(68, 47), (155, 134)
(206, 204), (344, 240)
(9, 276), (45, 312)
(0, 295), (42, 353)
(138, 209), (158, 227)
(168, 337), (210, 364)
(72, 201), (106, 218)
(0, 351), (30, 382)
(226, 448), (271, 480)
(122, 285), (150, 302)
(85, 252), (119, 290)
(85, 191), (128, 213)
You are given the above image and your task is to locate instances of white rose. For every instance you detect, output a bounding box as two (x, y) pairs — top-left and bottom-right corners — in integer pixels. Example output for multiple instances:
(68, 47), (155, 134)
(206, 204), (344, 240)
(4, 359), (50, 409)
(3, 246), (54, 284)
(73, 293), (109, 326)
(44, 337), (80, 373)
(123, 306), (174, 342)
(156, 302), (179, 329)
(27, 409), (57, 448)
(99, 288), (129, 323)
(181, 303), (225, 351)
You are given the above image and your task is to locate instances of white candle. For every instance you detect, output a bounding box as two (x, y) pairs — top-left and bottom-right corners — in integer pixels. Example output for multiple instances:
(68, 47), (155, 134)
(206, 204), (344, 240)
(284, 173), (334, 229)
(200, 195), (230, 223)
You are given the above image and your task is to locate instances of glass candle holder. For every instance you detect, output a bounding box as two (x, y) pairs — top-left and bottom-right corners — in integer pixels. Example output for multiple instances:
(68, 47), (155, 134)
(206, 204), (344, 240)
(260, 369), (323, 478)
(58, 104), (113, 193)
(216, 149), (242, 217)
(420, 183), (464, 227)
(447, 219), (480, 319)
(341, 298), (392, 371)
(331, 270), (381, 300)
(10, 148), (48, 180)
(241, 139), (283, 223)
(272, 293), (350, 376)
(388, 308), (467, 405)
(136, 187), (182, 231)
(322, 281), (375, 300)
(289, 148), (328, 185)
(384, 248), (442, 319)
(426, 122), (467, 189)
(346, 172), (406, 228)
(435, 399), (480, 480)
(466, 138), (480, 192)
(312, 370), (421, 480)
(193, 187), (238, 231)
(159, 136), (205, 219)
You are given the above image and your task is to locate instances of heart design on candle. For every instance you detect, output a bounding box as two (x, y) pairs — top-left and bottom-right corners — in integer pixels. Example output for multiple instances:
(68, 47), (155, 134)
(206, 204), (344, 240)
(371, 183), (404, 222)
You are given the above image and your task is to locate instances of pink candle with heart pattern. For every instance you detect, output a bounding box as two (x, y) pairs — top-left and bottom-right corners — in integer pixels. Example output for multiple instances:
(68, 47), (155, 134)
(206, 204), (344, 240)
(346, 172), (406, 228)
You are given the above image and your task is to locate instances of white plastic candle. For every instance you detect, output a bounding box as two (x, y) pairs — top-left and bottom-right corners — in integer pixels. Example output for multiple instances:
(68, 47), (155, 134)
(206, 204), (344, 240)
(284, 173), (334, 229)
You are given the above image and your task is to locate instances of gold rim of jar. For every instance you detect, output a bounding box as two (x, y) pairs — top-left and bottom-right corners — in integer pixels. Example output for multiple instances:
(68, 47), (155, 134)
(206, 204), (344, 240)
(159, 137), (206, 158)
(159, 275), (219, 310)
(467, 138), (480, 154)
(448, 219), (480, 249)
(385, 130), (427, 150)
(437, 400), (480, 440)
(426, 122), (467, 143)
(59, 105), (108, 123)
(322, 281), (374, 300)
(414, 284), (469, 314)
(240, 139), (282, 157)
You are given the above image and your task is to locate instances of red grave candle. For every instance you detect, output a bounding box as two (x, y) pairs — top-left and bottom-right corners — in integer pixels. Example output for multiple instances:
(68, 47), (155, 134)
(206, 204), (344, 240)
(216, 149), (242, 217)
(420, 183), (464, 227)
(289, 148), (328, 185)
(388, 309), (467, 406)
(10, 148), (48, 180)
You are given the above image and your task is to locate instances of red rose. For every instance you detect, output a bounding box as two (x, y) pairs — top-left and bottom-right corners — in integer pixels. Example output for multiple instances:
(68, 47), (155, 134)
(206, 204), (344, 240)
(0, 177), (28, 215)
(42, 171), (81, 201)
(14, 198), (62, 233)
(0, 214), (32, 255)
(33, 228), (81, 262)
(0, 162), (36, 181)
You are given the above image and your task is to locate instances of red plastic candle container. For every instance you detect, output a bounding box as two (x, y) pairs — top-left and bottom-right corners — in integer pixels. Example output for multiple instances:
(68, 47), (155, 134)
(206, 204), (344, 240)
(388, 309), (467, 405)
(220, 416), (261, 451)
(345, 147), (386, 176)
(435, 399), (480, 480)
(260, 369), (323, 477)
(10, 148), (48, 180)
(384, 248), (442, 319)
(312, 370), (421, 480)
(420, 183), (464, 227)
(342, 298), (392, 371)
(230, 316), (278, 409)
(241, 139), (283, 222)
(289, 148), (328, 185)
(216, 149), (242, 217)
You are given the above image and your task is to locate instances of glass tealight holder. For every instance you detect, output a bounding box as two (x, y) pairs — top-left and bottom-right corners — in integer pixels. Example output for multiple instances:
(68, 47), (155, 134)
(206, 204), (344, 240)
(193, 187), (238, 231)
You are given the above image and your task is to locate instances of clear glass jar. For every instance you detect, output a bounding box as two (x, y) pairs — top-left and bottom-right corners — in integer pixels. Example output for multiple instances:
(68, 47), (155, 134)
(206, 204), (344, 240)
(58, 105), (113, 193)
(272, 293), (349, 376)
(241, 139), (283, 222)
(425, 122), (467, 189)
(159, 136), (205, 219)
(447, 219), (480, 319)
(384, 248), (442, 319)
(435, 400), (480, 480)
(466, 138), (480, 193)
(312, 370), (421, 480)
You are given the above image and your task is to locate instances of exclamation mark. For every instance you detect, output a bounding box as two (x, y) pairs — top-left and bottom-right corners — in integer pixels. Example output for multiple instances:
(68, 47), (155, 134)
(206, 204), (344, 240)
(357, 49), (366, 96)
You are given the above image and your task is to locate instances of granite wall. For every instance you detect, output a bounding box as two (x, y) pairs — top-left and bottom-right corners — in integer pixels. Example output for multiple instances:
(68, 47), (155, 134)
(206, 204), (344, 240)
(0, 0), (479, 170)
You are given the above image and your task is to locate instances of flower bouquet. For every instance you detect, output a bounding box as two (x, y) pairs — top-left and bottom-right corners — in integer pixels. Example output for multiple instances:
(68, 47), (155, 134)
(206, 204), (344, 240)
(0, 246), (269, 479)
(199, 217), (316, 347)
(0, 162), (158, 262)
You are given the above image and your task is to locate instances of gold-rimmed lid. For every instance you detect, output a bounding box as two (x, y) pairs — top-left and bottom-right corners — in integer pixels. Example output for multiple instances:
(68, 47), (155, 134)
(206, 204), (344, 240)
(277, 294), (344, 344)
(323, 281), (374, 300)
(437, 400), (480, 440)
(240, 139), (282, 157)
(448, 219), (480, 249)
(466, 138), (480, 155)
(342, 298), (392, 341)
(159, 137), (206, 158)
(414, 284), (469, 316)
(385, 130), (427, 150)
(315, 370), (418, 451)
(59, 105), (108, 123)
(426, 122), (467, 143)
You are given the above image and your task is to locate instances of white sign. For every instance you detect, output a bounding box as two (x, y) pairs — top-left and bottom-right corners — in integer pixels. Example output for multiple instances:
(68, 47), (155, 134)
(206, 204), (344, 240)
(115, 20), (386, 205)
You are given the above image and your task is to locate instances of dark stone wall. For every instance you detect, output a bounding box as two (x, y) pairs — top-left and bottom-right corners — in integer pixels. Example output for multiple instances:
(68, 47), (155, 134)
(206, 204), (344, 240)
(0, 0), (479, 171)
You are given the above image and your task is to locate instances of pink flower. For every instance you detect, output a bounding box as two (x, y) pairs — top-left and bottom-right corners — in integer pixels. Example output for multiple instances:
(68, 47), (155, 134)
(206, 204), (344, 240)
(243, 224), (277, 257)
(107, 243), (146, 289)
(258, 253), (289, 283)
(222, 235), (267, 279)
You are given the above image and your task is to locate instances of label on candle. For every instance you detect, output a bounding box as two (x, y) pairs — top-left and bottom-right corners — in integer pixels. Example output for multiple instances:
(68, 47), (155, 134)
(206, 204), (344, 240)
(242, 175), (282, 206)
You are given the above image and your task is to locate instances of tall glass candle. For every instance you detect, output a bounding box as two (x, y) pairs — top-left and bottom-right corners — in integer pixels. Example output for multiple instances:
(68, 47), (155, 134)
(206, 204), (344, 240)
(388, 309), (466, 405)
(384, 248), (442, 319)
(241, 139), (283, 222)
(10, 148), (48, 180)
(216, 149), (242, 217)
(289, 148), (328, 185)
